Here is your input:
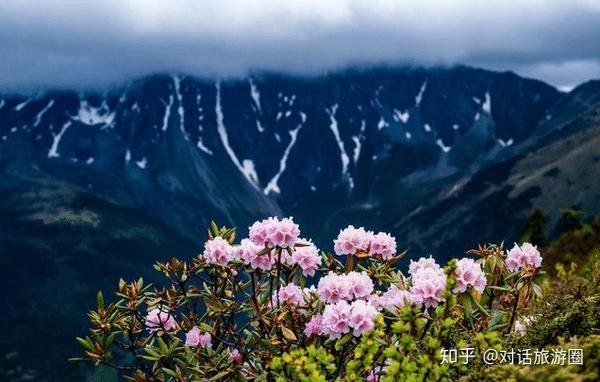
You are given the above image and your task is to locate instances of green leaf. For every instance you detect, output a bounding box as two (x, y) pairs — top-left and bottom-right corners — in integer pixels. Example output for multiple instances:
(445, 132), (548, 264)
(209, 370), (232, 381)
(471, 294), (490, 317)
(487, 285), (512, 292)
(96, 291), (104, 311)
(162, 368), (179, 378)
(461, 293), (473, 327)
(210, 221), (219, 237)
(335, 333), (353, 351)
(76, 337), (95, 352)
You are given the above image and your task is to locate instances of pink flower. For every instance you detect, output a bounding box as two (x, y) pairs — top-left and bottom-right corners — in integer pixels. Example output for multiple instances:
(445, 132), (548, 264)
(346, 271), (374, 299)
(379, 285), (414, 311)
(409, 267), (447, 309)
(321, 301), (351, 339)
(348, 300), (378, 336)
(367, 292), (384, 310)
(454, 258), (487, 294)
(514, 316), (534, 336)
(249, 217), (300, 248)
(229, 348), (243, 364)
(367, 360), (391, 382)
(235, 238), (275, 271)
(145, 308), (177, 331)
(203, 236), (232, 265)
(248, 218), (274, 247)
(269, 217), (300, 248)
(271, 283), (305, 307)
(185, 326), (211, 347)
(290, 243), (322, 276)
(506, 243), (542, 272)
(333, 225), (371, 256)
(317, 272), (351, 304)
(408, 256), (441, 276)
(303, 314), (324, 337)
(369, 232), (397, 259)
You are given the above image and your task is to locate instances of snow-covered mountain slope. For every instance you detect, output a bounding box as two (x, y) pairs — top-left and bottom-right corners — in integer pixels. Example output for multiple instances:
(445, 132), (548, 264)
(0, 66), (564, 248)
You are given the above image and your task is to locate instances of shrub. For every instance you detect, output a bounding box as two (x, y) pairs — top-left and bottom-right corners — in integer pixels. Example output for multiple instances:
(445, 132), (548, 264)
(72, 218), (548, 381)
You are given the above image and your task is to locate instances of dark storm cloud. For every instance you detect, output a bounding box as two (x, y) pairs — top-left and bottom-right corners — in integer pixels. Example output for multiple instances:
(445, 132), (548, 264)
(1, 0), (599, 92)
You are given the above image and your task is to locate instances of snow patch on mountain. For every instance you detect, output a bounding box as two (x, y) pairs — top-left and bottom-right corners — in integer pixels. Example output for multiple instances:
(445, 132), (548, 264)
(249, 79), (261, 113)
(393, 109), (410, 123)
(14, 99), (31, 111)
(33, 100), (54, 127)
(435, 138), (451, 153)
(73, 101), (115, 127)
(352, 135), (361, 164)
(326, 104), (350, 177)
(215, 82), (259, 189)
(424, 123), (432, 132)
(197, 138), (213, 155)
(415, 81), (427, 106)
(264, 123), (303, 195)
(161, 95), (174, 131)
(48, 121), (72, 158)
(377, 117), (389, 130)
(173, 75), (187, 140)
(136, 157), (147, 169)
(482, 92), (492, 114)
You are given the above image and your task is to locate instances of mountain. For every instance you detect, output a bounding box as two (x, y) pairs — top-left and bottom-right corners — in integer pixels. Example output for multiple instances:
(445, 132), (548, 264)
(4, 65), (600, 381)
(0, 66), (563, 248)
(389, 79), (600, 256)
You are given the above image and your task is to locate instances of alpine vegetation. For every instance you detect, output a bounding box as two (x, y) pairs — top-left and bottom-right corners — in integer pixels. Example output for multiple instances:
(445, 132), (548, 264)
(72, 218), (551, 381)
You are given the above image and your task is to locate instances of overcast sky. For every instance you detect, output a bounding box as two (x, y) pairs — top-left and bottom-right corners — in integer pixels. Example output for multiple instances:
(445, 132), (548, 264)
(1, 0), (599, 92)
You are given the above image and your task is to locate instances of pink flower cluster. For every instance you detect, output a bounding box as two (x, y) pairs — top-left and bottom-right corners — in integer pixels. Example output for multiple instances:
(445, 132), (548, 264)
(290, 241), (322, 276)
(333, 226), (397, 259)
(203, 236), (232, 265)
(366, 360), (391, 382)
(320, 299), (378, 338)
(270, 283), (306, 308)
(408, 256), (440, 276)
(249, 217), (300, 248)
(234, 238), (275, 271)
(185, 326), (212, 347)
(506, 242), (542, 272)
(145, 308), (177, 331)
(333, 226), (370, 255)
(303, 314), (324, 337)
(317, 271), (373, 303)
(454, 258), (487, 294)
(229, 348), (242, 363)
(369, 232), (397, 259)
(370, 285), (415, 312)
(409, 258), (447, 308)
